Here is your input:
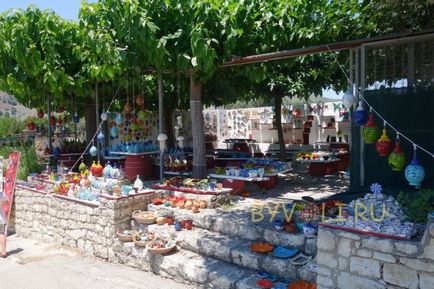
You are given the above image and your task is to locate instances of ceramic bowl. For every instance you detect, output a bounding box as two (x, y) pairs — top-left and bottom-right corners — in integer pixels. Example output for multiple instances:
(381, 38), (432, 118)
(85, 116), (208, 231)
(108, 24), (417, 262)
(303, 224), (317, 236)
(296, 221), (305, 231)
(273, 219), (284, 230)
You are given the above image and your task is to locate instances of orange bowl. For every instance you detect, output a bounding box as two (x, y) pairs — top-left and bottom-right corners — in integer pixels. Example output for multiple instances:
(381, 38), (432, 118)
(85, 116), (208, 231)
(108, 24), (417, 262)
(250, 242), (274, 253)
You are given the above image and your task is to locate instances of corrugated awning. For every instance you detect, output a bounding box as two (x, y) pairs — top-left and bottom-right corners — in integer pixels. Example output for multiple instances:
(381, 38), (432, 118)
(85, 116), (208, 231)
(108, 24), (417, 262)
(220, 29), (434, 67)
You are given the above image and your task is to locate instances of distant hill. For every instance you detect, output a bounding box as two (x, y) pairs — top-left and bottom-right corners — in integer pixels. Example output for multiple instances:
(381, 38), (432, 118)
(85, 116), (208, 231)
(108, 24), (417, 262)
(0, 91), (36, 120)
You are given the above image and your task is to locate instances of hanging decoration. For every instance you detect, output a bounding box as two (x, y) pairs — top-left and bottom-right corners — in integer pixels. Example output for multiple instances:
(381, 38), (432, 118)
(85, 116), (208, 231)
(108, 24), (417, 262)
(37, 110), (44, 119)
(115, 113), (123, 125)
(404, 145), (425, 187)
(388, 138), (406, 172)
(376, 126), (392, 156)
(73, 112), (80, 124)
(100, 112), (108, 121)
(50, 114), (56, 126)
(89, 144), (98, 157)
(135, 95), (144, 106)
(110, 126), (118, 138)
(97, 131), (105, 142)
(342, 89), (356, 108)
(362, 113), (380, 144)
(27, 119), (36, 131)
(353, 101), (367, 126)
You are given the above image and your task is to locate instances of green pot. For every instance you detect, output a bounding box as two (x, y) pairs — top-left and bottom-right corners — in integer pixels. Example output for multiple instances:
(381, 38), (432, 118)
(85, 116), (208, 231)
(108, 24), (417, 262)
(388, 141), (406, 171)
(362, 114), (380, 144)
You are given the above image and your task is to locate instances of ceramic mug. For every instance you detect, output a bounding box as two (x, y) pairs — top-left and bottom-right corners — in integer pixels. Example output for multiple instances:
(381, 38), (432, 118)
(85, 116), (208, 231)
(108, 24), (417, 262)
(175, 221), (182, 231)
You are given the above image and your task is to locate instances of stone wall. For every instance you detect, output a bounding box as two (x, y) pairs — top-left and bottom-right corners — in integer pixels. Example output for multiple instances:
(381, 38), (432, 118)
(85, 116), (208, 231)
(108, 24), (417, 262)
(10, 187), (158, 260)
(316, 219), (434, 289)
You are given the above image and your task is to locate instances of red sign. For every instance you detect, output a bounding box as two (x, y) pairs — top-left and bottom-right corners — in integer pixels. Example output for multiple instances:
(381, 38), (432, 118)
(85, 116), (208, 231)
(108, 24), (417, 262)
(1, 152), (20, 232)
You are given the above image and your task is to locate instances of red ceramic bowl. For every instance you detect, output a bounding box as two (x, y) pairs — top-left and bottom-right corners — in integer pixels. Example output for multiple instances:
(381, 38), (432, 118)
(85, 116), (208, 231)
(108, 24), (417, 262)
(256, 279), (273, 289)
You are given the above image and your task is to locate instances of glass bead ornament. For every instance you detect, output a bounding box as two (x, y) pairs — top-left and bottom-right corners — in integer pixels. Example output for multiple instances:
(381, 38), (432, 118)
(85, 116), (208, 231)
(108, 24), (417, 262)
(124, 101), (132, 113)
(100, 112), (108, 121)
(115, 113), (123, 125)
(73, 112), (80, 124)
(376, 128), (392, 156)
(362, 114), (380, 144)
(89, 145), (98, 157)
(342, 89), (356, 108)
(103, 161), (113, 178)
(388, 140), (406, 172)
(404, 148), (425, 187)
(353, 101), (367, 126)
(97, 131), (105, 142)
(110, 126), (118, 138)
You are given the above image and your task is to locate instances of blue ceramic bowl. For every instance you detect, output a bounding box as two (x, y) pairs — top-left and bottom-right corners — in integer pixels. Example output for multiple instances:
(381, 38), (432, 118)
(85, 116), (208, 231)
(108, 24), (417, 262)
(121, 185), (132, 195)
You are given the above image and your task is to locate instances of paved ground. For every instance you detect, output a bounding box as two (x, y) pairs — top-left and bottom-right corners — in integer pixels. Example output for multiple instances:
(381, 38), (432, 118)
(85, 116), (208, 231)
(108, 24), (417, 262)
(0, 235), (194, 289)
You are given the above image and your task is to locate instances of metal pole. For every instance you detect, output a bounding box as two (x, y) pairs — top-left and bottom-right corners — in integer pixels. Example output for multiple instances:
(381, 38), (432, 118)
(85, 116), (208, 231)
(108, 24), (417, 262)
(47, 94), (53, 169)
(158, 73), (164, 181)
(360, 46), (366, 187)
(95, 82), (100, 161)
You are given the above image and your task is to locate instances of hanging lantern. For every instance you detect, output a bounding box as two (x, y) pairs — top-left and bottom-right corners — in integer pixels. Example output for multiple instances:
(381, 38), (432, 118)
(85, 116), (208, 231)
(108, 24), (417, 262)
(135, 95), (144, 106)
(50, 115), (56, 126)
(73, 112), (80, 124)
(89, 145), (98, 157)
(110, 126), (118, 138)
(388, 140), (406, 171)
(137, 110), (147, 121)
(124, 101), (132, 113)
(27, 119), (36, 131)
(115, 113), (123, 125)
(37, 110), (44, 119)
(97, 131), (105, 142)
(58, 106), (65, 113)
(405, 147), (425, 187)
(353, 101), (367, 126)
(376, 128), (392, 156)
(362, 114), (380, 144)
(100, 112), (108, 121)
(342, 89), (356, 108)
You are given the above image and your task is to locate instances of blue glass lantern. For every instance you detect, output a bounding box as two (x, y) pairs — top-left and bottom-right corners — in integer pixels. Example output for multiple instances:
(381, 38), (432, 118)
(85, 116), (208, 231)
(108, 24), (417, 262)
(89, 145), (98, 157)
(97, 131), (105, 142)
(73, 112), (80, 124)
(110, 126), (118, 138)
(353, 101), (367, 126)
(404, 149), (425, 187)
(115, 113), (123, 125)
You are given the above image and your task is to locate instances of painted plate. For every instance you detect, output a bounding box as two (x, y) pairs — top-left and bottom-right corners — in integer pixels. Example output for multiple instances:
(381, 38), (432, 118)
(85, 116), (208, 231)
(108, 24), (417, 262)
(272, 246), (298, 258)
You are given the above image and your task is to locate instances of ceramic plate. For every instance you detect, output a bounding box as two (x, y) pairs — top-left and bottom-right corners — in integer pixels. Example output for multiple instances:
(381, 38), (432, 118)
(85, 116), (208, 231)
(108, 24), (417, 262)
(272, 246), (298, 258)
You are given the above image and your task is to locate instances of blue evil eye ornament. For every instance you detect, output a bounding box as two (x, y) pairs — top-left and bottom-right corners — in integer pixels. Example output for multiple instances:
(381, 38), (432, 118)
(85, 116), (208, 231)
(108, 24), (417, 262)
(73, 112), (80, 124)
(97, 131), (105, 142)
(353, 101), (367, 126)
(89, 145), (98, 157)
(405, 149), (425, 187)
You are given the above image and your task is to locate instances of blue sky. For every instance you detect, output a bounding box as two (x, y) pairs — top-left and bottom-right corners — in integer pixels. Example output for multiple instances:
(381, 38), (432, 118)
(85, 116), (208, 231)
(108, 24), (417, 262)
(0, 0), (96, 20)
(0, 0), (342, 99)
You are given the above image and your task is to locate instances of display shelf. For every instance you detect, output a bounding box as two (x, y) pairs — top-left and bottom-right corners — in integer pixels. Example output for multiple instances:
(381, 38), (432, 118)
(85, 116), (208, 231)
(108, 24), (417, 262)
(53, 194), (99, 207)
(298, 159), (339, 164)
(153, 184), (232, 195)
(164, 171), (192, 176)
(110, 151), (159, 156)
(208, 173), (270, 182)
(100, 189), (155, 200)
(263, 168), (292, 176)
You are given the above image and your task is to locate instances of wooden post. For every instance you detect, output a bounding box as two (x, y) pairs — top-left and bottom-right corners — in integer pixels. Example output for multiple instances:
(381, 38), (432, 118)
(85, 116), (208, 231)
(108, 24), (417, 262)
(189, 71), (207, 178)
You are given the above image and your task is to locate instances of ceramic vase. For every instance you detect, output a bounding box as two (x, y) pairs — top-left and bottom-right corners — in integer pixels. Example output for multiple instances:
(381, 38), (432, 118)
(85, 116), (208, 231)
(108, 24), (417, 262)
(388, 141), (406, 171)
(362, 114), (380, 144)
(376, 128), (392, 156)
(404, 151), (425, 187)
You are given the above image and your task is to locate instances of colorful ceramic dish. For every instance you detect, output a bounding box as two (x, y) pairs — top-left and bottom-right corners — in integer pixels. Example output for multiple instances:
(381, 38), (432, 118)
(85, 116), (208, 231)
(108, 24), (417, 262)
(256, 279), (273, 289)
(272, 246), (298, 258)
(250, 242), (274, 253)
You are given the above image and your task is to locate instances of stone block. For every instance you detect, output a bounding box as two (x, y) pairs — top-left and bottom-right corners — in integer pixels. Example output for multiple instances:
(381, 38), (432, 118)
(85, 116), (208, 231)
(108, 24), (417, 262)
(383, 264), (418, 289)
(399, 257), (434, 272)
(419, 272), (434, 289)
(231, 246), (261, 271)
(317, 275), (334, 287)
(350, 256), (381, 278)
(362, 238), (394, 253)
(373, 252), (396, 263)
(337, 272), (386, 289)
(338, 257), (348, 270)
(207, 261), (250, 289)
(335, 230), (361, 241)
(264, 229), (306, 248)
(261, 256), (297, 279)
(421, 245), (434, 260)
(317, 252), (337, 268)
(317, 266), (332, 276)
(317, 229), (336, 251)
(338, 238), (352, 257)
(357, 249), (373, 258)
(298, 266), (316, 283)
(394, 241), (419, 255)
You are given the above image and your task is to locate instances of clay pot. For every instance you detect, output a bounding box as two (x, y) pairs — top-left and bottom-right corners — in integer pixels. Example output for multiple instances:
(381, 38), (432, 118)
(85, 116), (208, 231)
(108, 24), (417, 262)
(192, 205), (200, 214)
(185, 200), (193, 210)
(284, 221), (297, 233)
(199, 200), (207, 209)
(156, 217), (166, 225)
(113, 185), (121, 197)
(165, 216), (175, 225)
(178, 201), (185, 209)
(185, 220), (193, 230)
(171, 200), (177, 208)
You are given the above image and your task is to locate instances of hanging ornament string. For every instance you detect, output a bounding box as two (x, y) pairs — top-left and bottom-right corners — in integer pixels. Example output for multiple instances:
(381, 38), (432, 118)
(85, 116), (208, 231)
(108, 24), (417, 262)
(66, 84), (122, 174)
(326, 45), (434, 159)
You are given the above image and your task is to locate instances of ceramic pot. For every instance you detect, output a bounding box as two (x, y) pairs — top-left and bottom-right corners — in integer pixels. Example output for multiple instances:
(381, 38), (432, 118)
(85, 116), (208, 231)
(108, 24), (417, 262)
(273, 219), (284, 230)
(180, 219), (188, 228)
(178, 201), (185, 209)
(199, 200), (207, 209)
(404, 151), (425, 187)
(185, 220), (193, 230)
(112, 185), (121, 197)
(192, 206), (199, 214)
(175, 221), (182, 231)
(376, 128), (392, 156)
(185, 200), (193, 210)
(165, 216), (175, 225)
(156, 217), (166, 225)
(284, 221), (297, 233)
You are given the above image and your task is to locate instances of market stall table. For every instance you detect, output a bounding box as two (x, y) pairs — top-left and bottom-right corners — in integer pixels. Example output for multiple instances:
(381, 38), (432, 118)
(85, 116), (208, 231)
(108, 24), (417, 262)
(299, 159), (339, 177)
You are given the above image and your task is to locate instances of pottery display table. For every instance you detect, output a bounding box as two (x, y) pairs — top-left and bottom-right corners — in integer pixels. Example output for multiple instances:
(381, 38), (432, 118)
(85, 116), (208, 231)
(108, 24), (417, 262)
(110, 151), (158, 181)
(208, 174), (270, 194)
(153, 184), (232, 196)
(300, 159), (339, 177)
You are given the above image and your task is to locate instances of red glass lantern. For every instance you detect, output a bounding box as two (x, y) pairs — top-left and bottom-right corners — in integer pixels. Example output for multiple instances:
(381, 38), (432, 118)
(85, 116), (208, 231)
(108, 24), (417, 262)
(37, 110), (44, 119)
(27, 119), (36, 131)
(50, 115), (56, 126)
(376, 128), (392, 156)
(58, 106), (65, 113)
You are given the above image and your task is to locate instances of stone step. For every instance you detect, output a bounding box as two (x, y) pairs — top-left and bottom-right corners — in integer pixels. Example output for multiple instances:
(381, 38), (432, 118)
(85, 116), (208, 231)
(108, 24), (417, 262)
(112, 237), (260, 289)
(131, 222), (316, 282)
(147, 204), (314, 252)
